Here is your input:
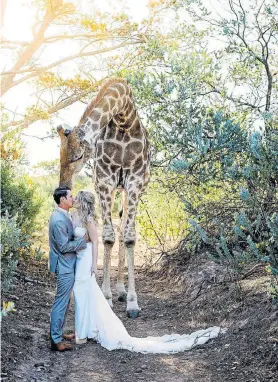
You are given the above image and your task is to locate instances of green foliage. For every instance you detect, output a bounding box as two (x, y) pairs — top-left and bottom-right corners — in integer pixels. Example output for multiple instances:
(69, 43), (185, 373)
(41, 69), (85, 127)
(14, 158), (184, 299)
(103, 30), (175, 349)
(0, 133), (25, 161)
(24, 106), (49, 120)
(0, 138), (42, 291)
(128, 6), (278, 288)
(0, 301), (16, 321)
(166, 110), (278, 281)
(0, 213), (31, 291)
(1, 161), (41, 235)
(37, 73), (91, 92)
(137, 171), (189, 254)
(34, 159), (59, 176)
(34, 245), (45, 261)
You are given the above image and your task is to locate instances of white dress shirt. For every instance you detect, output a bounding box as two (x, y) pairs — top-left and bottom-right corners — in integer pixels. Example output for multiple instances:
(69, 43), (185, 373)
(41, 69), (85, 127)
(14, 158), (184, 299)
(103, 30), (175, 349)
(56, 207), (72, 221)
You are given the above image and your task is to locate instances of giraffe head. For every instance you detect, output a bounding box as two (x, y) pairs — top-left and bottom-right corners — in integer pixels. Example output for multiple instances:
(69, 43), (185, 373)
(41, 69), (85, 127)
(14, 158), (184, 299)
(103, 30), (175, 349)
(57, 124), (86, 188)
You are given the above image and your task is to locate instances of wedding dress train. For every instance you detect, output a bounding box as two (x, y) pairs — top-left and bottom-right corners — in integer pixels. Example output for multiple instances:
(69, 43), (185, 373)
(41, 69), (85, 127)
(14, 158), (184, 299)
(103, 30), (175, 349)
(73, 227), (223, 354)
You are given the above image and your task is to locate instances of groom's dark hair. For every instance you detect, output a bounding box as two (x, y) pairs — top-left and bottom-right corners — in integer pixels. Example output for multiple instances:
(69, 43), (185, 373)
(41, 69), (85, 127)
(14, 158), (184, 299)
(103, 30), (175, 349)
(53, 186), (71, 205)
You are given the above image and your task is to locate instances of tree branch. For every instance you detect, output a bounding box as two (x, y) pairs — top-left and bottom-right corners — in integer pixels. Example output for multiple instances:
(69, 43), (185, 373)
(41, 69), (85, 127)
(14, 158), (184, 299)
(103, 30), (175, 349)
(1, 6), (56, 95)
(206, 82), (263, 110)
(1, 78), (106, 137)
(0, 38), (29, 46)
(1, 41), (141, 92)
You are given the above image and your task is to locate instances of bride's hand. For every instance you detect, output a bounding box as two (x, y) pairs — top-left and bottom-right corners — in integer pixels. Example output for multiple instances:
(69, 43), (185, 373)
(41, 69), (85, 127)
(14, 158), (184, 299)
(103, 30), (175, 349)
(91, 266), (98, 277)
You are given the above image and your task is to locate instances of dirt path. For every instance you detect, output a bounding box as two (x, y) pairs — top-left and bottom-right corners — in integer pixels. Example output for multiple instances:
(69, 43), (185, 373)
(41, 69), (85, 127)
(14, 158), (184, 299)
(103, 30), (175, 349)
(2, 257), (278, 382)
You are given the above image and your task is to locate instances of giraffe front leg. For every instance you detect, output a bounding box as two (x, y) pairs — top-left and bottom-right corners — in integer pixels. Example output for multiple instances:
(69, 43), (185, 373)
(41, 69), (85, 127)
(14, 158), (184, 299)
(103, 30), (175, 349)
(124, 187), (142, 318)
(102, 223), (115, 245)
(102, 243), (113, 307)
(98, 184), (115, 307)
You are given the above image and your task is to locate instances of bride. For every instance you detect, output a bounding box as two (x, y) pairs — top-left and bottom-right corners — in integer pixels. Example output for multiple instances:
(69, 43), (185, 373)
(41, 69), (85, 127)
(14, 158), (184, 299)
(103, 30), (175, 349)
(72, 190), (223, 354)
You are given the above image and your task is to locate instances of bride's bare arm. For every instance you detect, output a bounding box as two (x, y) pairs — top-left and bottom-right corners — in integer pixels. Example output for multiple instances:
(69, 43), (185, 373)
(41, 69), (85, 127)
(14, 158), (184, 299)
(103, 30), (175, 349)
(87, 219), (98, 275)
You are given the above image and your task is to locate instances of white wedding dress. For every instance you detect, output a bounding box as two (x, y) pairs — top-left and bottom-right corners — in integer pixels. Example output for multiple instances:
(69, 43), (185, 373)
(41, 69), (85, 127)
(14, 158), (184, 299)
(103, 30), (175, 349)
(73, 226), (224, 354)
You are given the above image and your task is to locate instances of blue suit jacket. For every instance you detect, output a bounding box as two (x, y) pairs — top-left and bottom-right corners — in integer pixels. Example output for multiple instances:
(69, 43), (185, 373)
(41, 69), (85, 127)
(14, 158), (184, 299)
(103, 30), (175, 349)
(48, 209), (86, 274)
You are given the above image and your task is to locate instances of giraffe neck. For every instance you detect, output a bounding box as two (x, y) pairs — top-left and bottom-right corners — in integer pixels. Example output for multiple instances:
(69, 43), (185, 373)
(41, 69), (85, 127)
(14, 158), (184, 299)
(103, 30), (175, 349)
(80, 81), (138, 135)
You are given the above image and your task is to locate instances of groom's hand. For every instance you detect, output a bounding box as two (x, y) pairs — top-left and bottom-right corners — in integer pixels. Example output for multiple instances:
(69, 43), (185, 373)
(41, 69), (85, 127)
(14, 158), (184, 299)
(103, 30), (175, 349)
(85, 234), (91, 243)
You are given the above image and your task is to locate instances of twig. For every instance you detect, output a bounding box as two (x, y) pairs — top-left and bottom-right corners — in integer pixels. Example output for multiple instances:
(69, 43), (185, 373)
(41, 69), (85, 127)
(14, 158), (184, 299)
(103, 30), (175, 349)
(21, 133), (54, 141)
(241, 263), (263, 280)
(184, 279), (206, 306)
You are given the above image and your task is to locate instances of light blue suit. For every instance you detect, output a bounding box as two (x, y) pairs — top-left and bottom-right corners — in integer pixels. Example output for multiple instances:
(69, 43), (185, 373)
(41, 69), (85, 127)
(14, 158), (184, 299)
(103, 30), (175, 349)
(49, 209), (87, 344)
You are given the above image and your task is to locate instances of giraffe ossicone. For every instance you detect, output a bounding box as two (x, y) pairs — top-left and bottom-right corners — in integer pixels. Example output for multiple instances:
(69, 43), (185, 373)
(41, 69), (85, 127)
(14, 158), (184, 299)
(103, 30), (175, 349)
(58, 77), (151, 318)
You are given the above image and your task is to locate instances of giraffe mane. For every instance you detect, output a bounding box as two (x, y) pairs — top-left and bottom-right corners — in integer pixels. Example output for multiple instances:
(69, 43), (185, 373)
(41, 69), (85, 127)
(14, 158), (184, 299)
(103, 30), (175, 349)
(78, 77), (128, 126)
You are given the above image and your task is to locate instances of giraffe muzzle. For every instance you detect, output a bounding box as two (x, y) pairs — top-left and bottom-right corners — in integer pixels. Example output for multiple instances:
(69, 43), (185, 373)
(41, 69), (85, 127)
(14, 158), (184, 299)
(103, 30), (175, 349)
(70, 153), (84, 163)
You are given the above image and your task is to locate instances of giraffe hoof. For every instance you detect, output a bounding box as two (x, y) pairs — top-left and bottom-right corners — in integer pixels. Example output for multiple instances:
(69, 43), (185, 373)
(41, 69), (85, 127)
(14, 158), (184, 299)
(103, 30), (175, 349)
(126, 309), (140, 319)
(103, 239), (115, 245)
(124, 239), (136, 247)
(118, 293), (127, 302)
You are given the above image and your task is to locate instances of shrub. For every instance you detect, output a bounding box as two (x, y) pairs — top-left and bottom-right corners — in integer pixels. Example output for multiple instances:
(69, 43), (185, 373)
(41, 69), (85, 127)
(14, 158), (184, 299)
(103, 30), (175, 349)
(179, 113), (278, 287)
(1, 156), (41, 291)
(0, 301), (16, 321)
(137, 171), (189, 257)
(0, 213), (31, 291)
(0, 161), (41, 235)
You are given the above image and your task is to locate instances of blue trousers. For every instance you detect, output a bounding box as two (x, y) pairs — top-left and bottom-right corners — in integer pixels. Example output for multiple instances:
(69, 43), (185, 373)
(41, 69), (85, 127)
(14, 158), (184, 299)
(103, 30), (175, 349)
(50, 270), (75, 344)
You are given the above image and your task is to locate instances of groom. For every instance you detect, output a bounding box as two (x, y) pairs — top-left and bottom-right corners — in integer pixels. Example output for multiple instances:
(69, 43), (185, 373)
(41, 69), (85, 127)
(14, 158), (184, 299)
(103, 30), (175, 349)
(49, 186), (88, 351)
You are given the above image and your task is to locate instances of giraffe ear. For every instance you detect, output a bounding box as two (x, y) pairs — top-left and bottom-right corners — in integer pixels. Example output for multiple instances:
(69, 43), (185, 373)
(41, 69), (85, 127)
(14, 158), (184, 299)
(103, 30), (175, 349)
(57, 125), (65, 137)
(57, 123), (73, 138)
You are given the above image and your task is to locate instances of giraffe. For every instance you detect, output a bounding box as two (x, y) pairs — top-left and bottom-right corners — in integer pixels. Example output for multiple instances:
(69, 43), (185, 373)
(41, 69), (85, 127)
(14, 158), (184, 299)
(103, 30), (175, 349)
(58, 77), (151, 318)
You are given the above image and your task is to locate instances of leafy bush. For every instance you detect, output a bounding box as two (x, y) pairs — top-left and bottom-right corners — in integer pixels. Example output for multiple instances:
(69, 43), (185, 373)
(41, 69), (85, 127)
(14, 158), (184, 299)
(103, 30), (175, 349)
(137, 171), (189, 256)
(182, 114), (278, 278)
(131, 67), (278, 293)
(0, 301), (16, 321)
(1, 155), (41, 291)
(164, 111), (278, 291)
(0, 213), (31, 291)
(1, 161), (41, 235)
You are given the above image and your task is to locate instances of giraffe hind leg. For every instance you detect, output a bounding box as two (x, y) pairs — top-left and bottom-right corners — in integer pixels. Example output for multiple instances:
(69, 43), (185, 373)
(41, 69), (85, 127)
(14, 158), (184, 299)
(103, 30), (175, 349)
(116, 190), (127, 302)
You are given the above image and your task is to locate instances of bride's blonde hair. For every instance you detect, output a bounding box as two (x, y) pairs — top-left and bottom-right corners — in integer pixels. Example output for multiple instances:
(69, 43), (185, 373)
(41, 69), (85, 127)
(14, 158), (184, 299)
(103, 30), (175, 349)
(75, 190), (98, 226)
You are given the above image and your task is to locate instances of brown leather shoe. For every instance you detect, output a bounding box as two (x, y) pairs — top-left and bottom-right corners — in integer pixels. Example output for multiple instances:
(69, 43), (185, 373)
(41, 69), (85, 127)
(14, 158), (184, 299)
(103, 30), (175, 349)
(51, 341), (73, 352)
(63, 333), (75, 341)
